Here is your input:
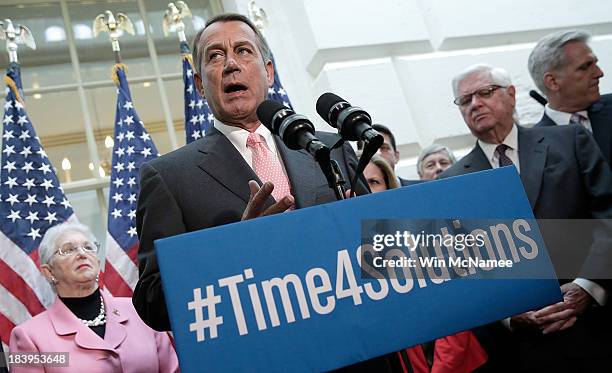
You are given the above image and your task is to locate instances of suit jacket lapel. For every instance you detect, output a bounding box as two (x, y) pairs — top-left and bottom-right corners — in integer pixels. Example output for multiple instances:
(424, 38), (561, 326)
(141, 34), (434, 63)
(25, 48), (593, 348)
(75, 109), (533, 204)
(589, 99), (612, 163)
(100, 290), (128, 349)
(538, 113), (556, 127)
(518, 126), (548, 208)
(48, 293), (117, 352)
(275, 136), (316, 209)
(461, 144), (492, 172)
(197, 127), (274, 208)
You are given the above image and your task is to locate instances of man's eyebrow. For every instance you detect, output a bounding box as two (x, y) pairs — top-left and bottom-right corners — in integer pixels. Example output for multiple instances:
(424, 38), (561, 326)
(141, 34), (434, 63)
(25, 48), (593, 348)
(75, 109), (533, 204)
(203, 42), (224, 55)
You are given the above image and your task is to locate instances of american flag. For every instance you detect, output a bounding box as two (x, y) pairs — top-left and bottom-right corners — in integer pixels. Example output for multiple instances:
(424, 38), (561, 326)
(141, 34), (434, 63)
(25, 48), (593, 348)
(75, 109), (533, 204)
(182, 41), (214, 145)
(268, 53), (293, 110)
(182, 45), (292, 144)
(0, 63), (75, 347)
(103, 65), (159, 296)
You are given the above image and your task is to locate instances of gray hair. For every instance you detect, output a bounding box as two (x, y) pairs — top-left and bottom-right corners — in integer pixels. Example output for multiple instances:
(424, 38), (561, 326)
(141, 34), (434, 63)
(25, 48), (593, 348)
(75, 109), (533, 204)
(452, 63), (513, 98)
(192, 13), (272, 77)
(39, 222), (98, 265)
(417, 144), (457, 177)
(528, 30), (591, 94)
(452, 63), (520, 124)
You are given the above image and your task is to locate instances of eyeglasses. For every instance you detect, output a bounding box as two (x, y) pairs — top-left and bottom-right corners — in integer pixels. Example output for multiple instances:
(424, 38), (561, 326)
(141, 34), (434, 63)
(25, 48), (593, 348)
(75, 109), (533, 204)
(453, 85), (506, 107)
(54, 242), (100, 257)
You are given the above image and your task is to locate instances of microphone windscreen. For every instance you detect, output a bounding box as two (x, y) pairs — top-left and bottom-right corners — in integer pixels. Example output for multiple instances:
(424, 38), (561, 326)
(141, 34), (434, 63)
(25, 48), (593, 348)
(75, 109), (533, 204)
(316, 92), (344, 122)
(256, 99), (286, 131)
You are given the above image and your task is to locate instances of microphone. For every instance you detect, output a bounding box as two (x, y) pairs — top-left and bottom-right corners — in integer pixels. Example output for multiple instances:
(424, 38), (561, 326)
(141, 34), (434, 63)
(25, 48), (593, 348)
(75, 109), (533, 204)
(529, 90), (547, 106)
(256, 100), (329, 161)
(316, 92), (383, 147)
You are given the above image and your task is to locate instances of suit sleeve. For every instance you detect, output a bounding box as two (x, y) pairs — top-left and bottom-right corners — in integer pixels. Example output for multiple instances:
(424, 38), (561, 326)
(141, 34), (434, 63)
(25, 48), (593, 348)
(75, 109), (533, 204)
(8, 327), (44, 373)
(134, 162), (187, 331)
(573, 125), (612, 288)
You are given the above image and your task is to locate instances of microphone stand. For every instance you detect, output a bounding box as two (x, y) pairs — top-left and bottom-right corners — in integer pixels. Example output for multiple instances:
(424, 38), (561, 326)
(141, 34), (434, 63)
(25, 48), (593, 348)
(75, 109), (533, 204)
(312, 149), (346, 201)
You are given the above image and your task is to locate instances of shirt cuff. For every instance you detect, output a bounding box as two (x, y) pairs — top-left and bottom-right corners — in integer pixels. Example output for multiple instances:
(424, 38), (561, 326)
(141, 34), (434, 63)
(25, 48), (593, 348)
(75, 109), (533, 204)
(501, 317), (513, 331)
(573, 278), (607, 306)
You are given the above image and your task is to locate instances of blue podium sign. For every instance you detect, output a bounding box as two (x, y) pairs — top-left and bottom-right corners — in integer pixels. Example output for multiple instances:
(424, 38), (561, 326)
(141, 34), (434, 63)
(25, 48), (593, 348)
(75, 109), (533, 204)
(156, 167), (561, 372)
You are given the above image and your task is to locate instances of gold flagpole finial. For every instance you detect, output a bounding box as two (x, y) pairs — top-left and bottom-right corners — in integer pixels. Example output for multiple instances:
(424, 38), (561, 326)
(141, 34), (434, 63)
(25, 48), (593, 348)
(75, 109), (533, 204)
(0, 19), (36, 64)
(93, 10), (135, 63)
(163, 1), (192, 43)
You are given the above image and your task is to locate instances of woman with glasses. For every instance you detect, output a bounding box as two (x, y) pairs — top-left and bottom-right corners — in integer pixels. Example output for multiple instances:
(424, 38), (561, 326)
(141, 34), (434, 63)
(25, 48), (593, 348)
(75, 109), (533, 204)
(9, 222), (179, 372)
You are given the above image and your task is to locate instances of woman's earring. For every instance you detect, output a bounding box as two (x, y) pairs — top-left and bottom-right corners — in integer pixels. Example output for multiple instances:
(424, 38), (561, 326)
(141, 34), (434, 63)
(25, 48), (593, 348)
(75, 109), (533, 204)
(49, 276), (58, 285)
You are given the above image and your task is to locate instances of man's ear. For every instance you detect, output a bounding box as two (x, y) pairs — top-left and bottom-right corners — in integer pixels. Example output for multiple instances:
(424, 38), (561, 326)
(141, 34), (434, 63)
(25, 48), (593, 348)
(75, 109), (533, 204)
(194, 73), (206, 98)
(265, 59), (274, 87)
(543, 72), (559, 93)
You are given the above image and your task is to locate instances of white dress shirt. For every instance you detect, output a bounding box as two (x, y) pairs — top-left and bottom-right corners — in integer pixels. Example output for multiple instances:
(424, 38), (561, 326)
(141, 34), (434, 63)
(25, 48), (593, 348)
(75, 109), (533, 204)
(477, 124), (521, 173)
(545, 105), (593, 133)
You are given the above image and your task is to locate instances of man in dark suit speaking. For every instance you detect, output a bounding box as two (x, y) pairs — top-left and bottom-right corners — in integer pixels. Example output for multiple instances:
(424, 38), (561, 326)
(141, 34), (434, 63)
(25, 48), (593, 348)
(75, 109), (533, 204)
(442, 63), (612, 372)
(528, 30), (612, 167)
(133, 14), (367, 331)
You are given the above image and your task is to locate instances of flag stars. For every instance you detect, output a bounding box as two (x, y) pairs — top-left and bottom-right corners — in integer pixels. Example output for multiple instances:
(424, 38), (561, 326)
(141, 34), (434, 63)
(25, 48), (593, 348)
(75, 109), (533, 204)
(24, 194), (38, 206)
(4, 100), (13, 110)
(20, 146), (33, 158)
(111, 208), (122, 219)
(127, 193), (137, 203)
(115, 147), (125, 157)
(117, 132), (125, 142)
(21, 162), (34, 174)
(191, 131), (201, 140)
(112, 178), (124, 188)
(14, 100), (24, 111)
(61, 198), (71, 209)
(127, 226), (137, 237)
(42, 195), (56, 207)
(139, 132), (150, 142)
(113, 162), (125, 172)
(127, 209), (136, 219)
(141, 147), (152, 157)
(5, 193), (19, 205)
(3, 161), (17, 173)
(44, 212), (58, 224)
(3, 114), (14, 125)
(3, 130), (14, 140)
(38, 163), (52, 174)
(40, 179), (54, 191)
(188, 100), (195, 109)
(36, 148), (48, 158)
(126, 146), (135, 156)
(187, 84), (194, 94)
(5, 177), (18, 189)
(127, 162), (136, 172)
(26, 228), (41, 240)
(112, 192), (123, 203)
(124, 115), (135, 126)
(25, 211), (39, 224)
(17, 116), (28, 125)
(196, 100), (204, 109)
(127, 177), (136, 187)
(125, 131), (135, 140)
(123, 101), (133, 111)
(18, 130), (30, 141)
(190, 116), (199, 125)
(3, 145), (15, 156)
(21, 178), (36, 190)
(7, 210), (21, 222)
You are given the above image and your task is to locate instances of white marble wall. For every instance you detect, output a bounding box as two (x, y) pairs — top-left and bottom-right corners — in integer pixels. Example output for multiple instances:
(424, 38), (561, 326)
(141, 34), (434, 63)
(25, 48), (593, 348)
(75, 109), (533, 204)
(230, 0), (612, 179)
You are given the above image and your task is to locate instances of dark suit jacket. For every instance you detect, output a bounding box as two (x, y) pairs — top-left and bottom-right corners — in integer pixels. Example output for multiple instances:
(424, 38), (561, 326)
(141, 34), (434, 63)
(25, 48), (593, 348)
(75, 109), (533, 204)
(134, 127), (368, 331)
(535, 94), (612, 168)
(441, 125), (612, 372)
(399, 177), (422, 186)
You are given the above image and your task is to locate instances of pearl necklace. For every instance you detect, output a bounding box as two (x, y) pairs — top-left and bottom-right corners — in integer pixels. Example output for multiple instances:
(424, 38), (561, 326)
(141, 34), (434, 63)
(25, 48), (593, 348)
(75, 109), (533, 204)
(79, 296), (106, 327)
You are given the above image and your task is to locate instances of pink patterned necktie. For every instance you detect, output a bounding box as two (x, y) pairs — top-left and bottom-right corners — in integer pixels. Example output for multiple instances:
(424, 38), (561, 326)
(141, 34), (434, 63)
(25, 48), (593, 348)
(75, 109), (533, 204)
(246, 132), (293, 203)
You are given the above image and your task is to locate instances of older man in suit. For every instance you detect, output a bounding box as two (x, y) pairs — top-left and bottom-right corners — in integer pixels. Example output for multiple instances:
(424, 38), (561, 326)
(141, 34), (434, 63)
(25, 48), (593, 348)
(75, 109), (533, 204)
(132, 13), (394, 372)
(442, 63), (612, 372)
(528, 29), (612, 166)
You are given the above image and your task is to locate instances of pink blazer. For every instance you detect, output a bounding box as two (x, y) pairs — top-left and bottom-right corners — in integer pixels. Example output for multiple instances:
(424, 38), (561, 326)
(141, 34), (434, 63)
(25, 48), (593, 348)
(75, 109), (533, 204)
(9, 290), (179, 373)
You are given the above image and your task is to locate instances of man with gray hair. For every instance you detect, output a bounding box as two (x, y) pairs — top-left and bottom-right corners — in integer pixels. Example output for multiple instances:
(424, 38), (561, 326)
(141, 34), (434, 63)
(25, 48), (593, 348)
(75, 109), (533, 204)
(442, 63), (612, 372)
(416, 144), (456, 180)
(528, 29), (611, 166)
